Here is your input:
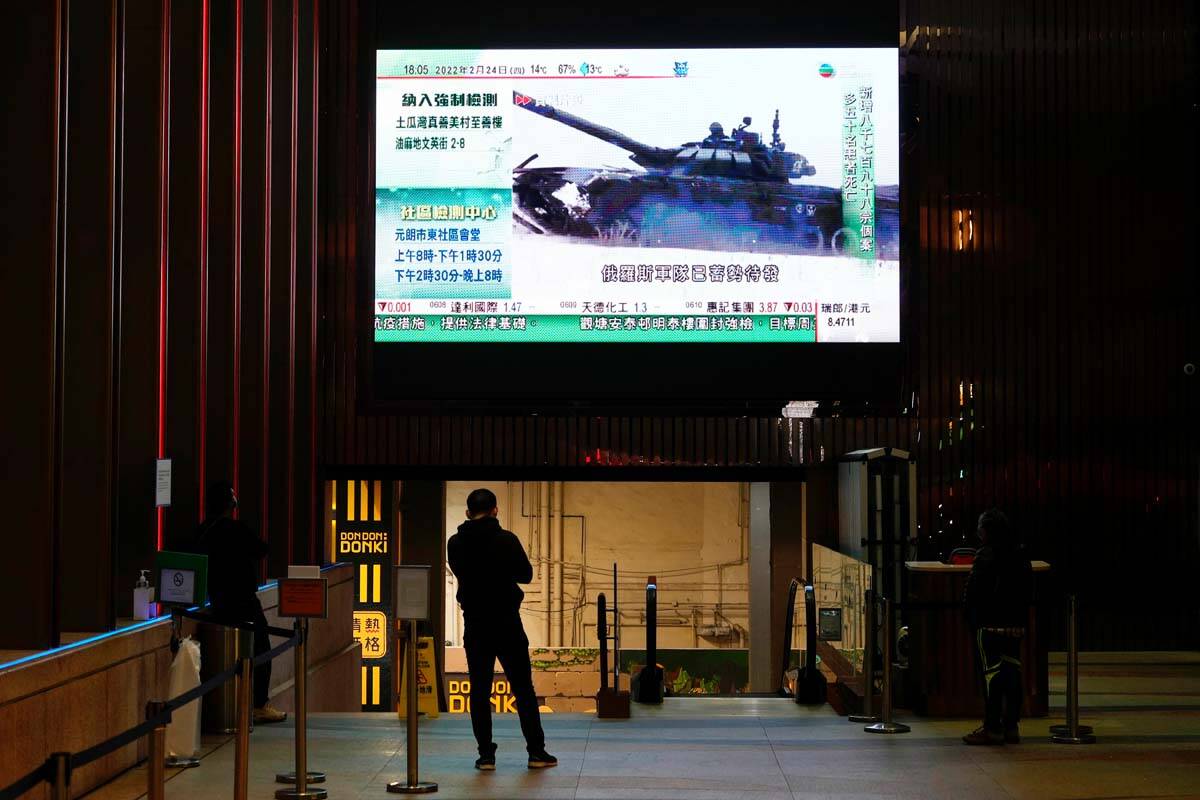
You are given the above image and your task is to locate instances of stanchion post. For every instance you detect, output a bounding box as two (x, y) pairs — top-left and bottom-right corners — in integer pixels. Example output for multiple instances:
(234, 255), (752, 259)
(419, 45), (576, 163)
(277, 619), (328, 798)
(865, 596), (910, 734)
(234, 629), (253, 800)
(387, 619), (437, 794)
(405, 620), (418, 786)
(48, 752), (70, 800)
(1052, 595), (1096, 744)
(849, 588), (879, 723)
(147, 701), (168, 800)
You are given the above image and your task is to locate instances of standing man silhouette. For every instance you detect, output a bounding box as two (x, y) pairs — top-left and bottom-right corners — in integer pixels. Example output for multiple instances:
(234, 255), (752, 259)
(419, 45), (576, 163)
(447, 488), (556, 771)
(962, 508), (1033, 745)
(195, 481), (287, 724)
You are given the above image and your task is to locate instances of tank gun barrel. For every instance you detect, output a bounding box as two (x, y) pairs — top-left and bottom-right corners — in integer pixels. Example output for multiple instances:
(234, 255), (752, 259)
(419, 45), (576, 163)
(512, 91), (676, 168)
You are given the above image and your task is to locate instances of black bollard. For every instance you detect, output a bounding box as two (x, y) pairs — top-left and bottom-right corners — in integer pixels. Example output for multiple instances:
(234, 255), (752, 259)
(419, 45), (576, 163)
(596, 592), (631, 718)
(778, 579), (800, 696)
(795, 584), (827, 704)
(598, 593), (609, 690)
(634, 578), (663, 704)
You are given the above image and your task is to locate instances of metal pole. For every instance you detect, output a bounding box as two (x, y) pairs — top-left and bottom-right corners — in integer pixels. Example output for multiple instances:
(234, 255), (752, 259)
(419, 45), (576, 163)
(147, 701), (167, 800)
(234, 631), (253, 800)
(277, 619), (327, 798)
(387, 619), (437, 793)
(849, 589), (879, 723)
(48, 752), (70, 800)
(1052, 595), (1095, 744)
(220, 626), (240, 733)
(865, 597), (909, 734)
(406, 620), (417, 785)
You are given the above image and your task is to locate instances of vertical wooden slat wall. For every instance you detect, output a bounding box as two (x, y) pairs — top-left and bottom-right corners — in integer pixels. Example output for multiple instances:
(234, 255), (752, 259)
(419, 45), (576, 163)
(2, 0), (326, 644)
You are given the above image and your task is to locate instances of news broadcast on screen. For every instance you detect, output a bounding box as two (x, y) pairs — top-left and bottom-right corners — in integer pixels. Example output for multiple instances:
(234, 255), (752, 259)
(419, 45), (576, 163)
(373, 48), (898, 344)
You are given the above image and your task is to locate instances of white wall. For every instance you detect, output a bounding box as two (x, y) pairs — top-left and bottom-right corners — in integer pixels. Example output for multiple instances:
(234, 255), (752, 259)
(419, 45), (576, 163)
(443, 481), (748, 650)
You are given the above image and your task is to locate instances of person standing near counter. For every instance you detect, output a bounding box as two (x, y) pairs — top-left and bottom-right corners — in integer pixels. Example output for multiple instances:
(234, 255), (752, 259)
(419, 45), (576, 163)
(195, 481), (288, 725)
(962, 508), (1033, 745)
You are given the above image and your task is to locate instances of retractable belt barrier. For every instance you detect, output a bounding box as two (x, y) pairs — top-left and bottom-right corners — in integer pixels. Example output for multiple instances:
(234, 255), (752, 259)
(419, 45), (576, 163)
(0, 614), (301, 800)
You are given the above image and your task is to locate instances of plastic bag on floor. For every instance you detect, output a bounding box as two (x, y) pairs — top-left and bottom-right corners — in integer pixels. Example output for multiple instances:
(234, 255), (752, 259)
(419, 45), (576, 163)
(166, 637), (202, 758)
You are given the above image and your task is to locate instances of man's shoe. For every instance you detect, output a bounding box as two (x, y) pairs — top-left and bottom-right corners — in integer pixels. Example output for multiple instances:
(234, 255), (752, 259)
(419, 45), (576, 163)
(962, 726), (1004, 746)
(1004, 727), (1020, 744)
(253, 704), (287, 724)
(527, 750), (558, 769)
(474, 755), (495, 771)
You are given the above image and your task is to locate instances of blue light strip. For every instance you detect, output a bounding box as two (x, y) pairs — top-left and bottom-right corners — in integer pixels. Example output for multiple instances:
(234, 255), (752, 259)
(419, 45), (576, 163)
(0, 615), (172, 672)
(0, 563), (347, 673)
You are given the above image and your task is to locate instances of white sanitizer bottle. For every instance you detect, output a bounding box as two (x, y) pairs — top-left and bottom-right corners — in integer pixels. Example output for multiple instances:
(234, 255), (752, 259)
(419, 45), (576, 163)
(133, 570), (154, 621)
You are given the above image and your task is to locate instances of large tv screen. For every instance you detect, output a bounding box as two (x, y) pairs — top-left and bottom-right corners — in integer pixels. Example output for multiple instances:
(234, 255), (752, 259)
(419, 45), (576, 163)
(373, 48), (899, 347)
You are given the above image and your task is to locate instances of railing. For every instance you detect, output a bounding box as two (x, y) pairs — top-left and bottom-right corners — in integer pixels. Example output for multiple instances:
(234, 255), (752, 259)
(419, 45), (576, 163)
(0, 609), (310, 800)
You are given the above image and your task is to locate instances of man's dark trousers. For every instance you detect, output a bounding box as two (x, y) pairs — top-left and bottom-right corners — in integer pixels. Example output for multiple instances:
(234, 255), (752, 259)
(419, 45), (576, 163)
(975, 629), (1023, 732)
(214, 600), (273, 708)
(464, 610), (545, 756)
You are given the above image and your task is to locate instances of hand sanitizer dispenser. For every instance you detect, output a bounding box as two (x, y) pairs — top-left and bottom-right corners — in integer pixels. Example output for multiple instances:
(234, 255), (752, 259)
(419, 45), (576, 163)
(133, 570), (155, 621)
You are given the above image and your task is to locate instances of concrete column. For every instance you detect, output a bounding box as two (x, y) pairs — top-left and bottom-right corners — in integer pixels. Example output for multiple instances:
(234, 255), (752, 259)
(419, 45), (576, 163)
(748, 482), (773, 693)
(539, 481), (551, 647)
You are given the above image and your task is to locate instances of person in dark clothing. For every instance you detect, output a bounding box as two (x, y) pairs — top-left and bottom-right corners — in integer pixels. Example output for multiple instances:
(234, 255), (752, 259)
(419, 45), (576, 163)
(962, 508), (1033, 745)
(447, 488), (556, 771)
(195, 481), (287, 724)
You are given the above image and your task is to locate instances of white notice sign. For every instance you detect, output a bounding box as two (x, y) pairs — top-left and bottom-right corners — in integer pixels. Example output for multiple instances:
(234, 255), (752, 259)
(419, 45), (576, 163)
(155, 459), (172, 507)
(395, 565), (430, 621)
(159, 568), (195, 605)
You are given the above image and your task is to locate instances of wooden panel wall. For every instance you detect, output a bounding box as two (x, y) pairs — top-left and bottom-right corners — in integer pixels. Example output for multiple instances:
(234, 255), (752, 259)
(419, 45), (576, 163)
(1, 0), (324, 647)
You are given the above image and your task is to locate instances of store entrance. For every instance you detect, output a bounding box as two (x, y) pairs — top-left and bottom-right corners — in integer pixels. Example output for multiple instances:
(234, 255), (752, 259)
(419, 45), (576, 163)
(442, 481), (757, 707)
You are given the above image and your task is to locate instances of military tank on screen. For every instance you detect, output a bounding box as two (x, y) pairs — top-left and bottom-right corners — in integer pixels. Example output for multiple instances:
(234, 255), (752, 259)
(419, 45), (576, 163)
(511, 91), (898, 258)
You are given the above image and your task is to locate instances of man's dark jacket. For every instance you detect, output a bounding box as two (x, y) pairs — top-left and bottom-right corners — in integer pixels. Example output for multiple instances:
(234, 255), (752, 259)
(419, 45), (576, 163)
(963, 543), (1033, 629)
(195, 517), (269, 616)
(447, 517), (533, 618)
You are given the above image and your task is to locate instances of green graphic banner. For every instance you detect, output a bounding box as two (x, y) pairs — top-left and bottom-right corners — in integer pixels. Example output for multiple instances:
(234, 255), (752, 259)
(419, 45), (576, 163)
(375, 314), (818, 343)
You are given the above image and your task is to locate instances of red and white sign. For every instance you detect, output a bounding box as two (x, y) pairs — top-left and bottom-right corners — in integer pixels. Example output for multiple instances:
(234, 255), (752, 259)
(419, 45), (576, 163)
(278, 578), (329, 619)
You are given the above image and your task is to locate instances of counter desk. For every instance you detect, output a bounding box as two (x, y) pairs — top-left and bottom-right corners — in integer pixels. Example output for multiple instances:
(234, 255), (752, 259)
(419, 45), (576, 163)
(903, 560), (1051, 717)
